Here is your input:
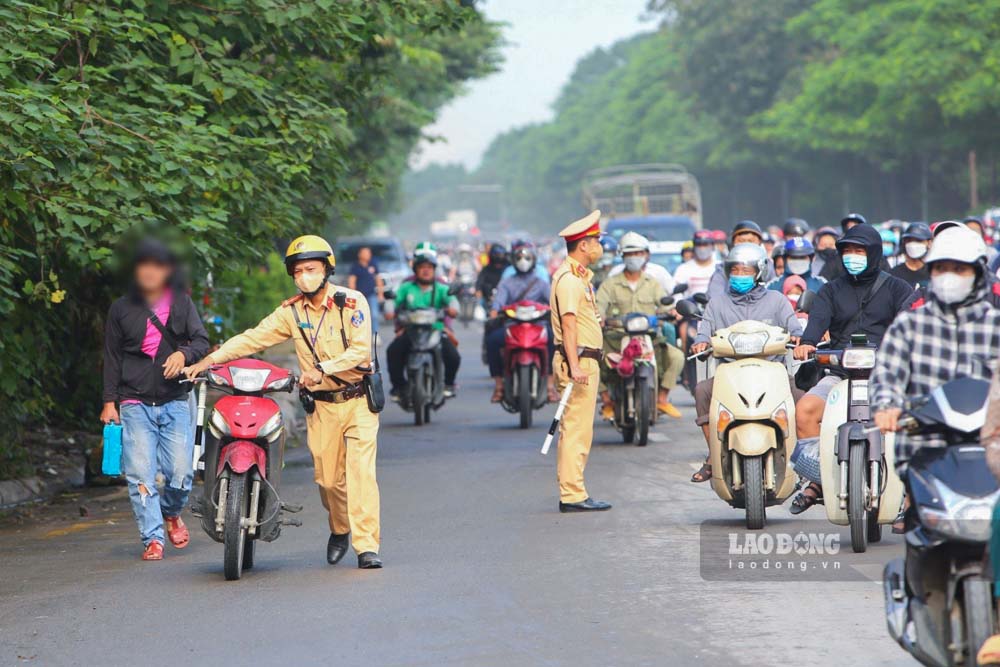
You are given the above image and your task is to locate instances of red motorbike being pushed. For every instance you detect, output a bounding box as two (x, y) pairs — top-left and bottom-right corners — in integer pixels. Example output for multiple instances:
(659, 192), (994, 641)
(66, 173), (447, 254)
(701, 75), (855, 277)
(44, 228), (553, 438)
(499, 300), (551, 429)
(188, 359), (302, 581)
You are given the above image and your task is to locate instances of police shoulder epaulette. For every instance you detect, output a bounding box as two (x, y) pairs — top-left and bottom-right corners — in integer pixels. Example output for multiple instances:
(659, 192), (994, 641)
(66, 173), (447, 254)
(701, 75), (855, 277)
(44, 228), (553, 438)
(281, 294), (304, 307)
(572, 263), (587, 278)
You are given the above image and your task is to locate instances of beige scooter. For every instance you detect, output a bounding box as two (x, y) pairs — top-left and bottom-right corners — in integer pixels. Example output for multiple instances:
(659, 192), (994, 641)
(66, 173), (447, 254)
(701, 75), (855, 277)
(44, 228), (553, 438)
(704, 320), (798, 529)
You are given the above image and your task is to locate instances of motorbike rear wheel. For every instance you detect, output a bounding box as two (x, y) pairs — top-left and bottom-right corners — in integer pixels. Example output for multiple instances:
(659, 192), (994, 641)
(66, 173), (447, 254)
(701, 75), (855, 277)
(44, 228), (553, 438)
(223, 472), (249, 581)
(743, 455), (766, 530)
(636, 376), (651, 447)
(848, 443), (868, 553)
(963, 576), (995, 665)
(518, 365), (533, 430)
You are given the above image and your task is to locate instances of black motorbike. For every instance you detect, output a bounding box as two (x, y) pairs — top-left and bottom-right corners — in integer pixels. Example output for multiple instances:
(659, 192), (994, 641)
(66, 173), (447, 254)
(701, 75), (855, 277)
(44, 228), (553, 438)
(396, 307), (449, 426)
(676, 288), (708, 393)
(457, 282), (477, 328)
(883, 376), (999, 666)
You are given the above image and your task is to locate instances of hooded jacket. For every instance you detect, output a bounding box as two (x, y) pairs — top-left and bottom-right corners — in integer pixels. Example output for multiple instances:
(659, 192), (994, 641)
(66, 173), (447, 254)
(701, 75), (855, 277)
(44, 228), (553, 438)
(767, 267), (826, 294)
(694, 283), (803, 356)
(801, 224), (915, 348)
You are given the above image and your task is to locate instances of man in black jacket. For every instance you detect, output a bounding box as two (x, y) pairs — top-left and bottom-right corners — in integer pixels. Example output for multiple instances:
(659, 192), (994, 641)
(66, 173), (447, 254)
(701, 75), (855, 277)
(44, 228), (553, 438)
(789, 224), (914, 513)
(101, 239), (209, 560)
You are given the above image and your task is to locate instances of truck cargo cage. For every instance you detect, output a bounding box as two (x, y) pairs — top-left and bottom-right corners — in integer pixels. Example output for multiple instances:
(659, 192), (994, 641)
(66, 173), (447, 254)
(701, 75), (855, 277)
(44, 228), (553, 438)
(582, 163), (702, 229)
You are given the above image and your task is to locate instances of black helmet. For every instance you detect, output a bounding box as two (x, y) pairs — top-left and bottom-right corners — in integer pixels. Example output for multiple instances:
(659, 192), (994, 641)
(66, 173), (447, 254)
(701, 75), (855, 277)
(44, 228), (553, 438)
(730, 220), (763, 244)
(771, 245), (787, 259)
(840, 213), (867, 232)
(901, 222), (932, 242)
(783, 218), (810, 238)
(488, 243), (508, 261)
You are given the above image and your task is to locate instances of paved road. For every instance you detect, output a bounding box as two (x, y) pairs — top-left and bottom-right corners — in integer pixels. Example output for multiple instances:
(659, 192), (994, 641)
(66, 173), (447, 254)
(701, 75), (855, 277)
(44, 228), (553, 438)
(1, 325), (912, 666)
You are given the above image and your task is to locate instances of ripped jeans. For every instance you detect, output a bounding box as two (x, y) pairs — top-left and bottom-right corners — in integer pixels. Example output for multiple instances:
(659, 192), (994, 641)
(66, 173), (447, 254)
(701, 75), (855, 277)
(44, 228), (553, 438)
(120, 399), (194, 546)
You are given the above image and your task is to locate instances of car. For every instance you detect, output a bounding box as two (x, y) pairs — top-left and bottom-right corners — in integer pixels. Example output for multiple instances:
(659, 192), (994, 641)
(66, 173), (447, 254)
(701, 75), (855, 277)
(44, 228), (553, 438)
(604, 215), (696, 244)
(333, 237), (410, 293)
(647, 240), (685, 275)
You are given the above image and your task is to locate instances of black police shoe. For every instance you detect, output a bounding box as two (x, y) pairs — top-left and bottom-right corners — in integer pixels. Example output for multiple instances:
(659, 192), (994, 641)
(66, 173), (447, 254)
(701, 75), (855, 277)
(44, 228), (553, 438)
(357, 551), (383, 569)
(327, 533), (350, 564)
(559, 497), (612, 513)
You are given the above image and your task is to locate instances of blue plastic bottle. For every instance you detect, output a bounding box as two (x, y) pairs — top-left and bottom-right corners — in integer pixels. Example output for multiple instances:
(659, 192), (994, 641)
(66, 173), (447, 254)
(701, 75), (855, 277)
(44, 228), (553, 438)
(102, 423), (123, 476)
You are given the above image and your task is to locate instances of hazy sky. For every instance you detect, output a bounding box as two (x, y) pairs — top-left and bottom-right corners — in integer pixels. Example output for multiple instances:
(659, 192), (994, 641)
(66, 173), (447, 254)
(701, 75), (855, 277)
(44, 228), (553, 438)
(413, 0), (650, 170)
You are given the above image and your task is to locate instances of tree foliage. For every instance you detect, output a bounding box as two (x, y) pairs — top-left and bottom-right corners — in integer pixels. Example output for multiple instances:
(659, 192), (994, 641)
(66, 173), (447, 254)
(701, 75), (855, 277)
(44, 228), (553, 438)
(0, 0), (500, 469)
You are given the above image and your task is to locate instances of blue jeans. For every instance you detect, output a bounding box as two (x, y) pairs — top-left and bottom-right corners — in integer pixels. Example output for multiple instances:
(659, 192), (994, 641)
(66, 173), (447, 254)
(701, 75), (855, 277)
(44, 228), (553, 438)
(364, 293), (380, 334)
(120, 399), (194, 545)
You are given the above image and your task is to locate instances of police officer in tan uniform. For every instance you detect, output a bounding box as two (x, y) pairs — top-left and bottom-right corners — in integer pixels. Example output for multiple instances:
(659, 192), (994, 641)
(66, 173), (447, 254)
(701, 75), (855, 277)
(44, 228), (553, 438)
(185, 235), (383, 569)
(551, 211), (611, 512)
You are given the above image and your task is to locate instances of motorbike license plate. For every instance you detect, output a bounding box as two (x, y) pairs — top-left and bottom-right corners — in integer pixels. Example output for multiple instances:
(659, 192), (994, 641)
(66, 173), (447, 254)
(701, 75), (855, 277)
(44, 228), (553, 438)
(850, 380), (869, 404)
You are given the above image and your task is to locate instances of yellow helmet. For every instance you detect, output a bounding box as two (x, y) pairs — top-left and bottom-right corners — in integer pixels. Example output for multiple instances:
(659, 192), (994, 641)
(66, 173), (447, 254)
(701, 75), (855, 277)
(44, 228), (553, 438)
(284, 235), (335, 275)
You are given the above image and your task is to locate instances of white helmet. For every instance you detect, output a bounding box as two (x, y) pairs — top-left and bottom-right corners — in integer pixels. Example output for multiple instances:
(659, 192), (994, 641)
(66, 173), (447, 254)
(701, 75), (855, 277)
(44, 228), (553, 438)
(925, 226), (987, 265)
(619, 231), (650, 254)
(723, 242), (768, 282)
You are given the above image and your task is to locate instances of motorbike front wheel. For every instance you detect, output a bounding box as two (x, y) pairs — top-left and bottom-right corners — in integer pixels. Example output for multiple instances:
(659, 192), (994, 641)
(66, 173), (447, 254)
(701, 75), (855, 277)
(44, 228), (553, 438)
(848, 443), (869, 553)
(962, 576), (995, 665)
(223, 472), (249, 581)
(636, 376), (652, 446)
(518, 365), (534, 430)
(411, 366), (427, 426)
(744, 455), (766, 530)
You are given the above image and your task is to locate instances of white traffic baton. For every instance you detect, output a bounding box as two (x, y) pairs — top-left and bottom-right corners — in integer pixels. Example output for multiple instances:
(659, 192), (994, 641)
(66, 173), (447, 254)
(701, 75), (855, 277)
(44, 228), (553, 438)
(541, 382), (574, 455)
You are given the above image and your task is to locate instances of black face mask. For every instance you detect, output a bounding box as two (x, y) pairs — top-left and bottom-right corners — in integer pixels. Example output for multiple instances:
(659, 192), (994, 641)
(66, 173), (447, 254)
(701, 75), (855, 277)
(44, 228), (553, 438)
(817, 248), (838, 260)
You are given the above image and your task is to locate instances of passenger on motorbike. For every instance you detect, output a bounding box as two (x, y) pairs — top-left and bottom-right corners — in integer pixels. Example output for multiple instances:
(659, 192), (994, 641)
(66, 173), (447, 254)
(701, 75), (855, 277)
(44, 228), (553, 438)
(501, 239), (551, 285)
(485, 244), (557, 403)
(772, 245), (786, 277)
(387, 252), (461, 399)
(596, 232), (685, 420)
(706, 221), (777, 300)
(889, 222), (932, 289)
(476, 243), (509, 307)
(688, 243), (804, 483)
(767, 237), (827, 294)
(811, 226), (842, 281)
(450, 243), (479, 285)
(789, 223), (915, 513)
(673, 230), (717, 298)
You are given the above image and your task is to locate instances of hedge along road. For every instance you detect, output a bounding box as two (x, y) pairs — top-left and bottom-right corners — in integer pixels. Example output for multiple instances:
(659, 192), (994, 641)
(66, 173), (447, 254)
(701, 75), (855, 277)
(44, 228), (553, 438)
(0, 325), (910, 666)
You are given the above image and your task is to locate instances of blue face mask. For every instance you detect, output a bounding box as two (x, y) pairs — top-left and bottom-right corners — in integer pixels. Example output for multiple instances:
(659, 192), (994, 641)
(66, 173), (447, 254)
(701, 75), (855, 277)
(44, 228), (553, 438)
(842, 254), (868, 275)
(729, 275), (755, 294)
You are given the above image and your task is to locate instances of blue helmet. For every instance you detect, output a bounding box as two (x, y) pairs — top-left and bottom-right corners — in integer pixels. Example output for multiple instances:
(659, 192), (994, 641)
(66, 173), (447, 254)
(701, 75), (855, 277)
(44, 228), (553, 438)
(784, 237), (814, 258)
(600, 236), (619, 254)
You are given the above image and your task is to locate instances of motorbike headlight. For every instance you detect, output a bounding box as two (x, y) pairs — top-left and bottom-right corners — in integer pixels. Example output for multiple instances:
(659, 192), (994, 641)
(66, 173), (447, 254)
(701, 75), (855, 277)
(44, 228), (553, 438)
(728, 331), (769, 355)
(409, 310), (438, 326)
(209, 408), (231, 437)
(230, 367), (270, 393)
(266, 376), (292, 392)
(918, 482), (1000, 543)
(257, 412), (283, 442)
(625, 315), (652, 333)
(842, 348), (876, 369)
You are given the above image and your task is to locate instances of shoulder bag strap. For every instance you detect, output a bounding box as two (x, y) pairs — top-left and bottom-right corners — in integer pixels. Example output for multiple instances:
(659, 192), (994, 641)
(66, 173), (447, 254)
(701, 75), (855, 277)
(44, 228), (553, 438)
(148, 312), (179, 352)
(845, 271), (891, 334)
(513, 276), (542, 305)
(289, 303), (348, 386)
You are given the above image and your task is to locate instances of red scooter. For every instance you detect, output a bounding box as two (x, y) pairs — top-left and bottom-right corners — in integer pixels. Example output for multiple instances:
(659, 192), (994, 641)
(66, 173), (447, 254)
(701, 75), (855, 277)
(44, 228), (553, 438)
(188, 359), (302, 581)
(499, 300), (551, 429)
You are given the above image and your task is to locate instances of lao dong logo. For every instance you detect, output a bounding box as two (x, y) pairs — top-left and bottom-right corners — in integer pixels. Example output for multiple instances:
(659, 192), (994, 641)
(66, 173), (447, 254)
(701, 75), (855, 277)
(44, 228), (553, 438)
(728, 531), (841, 556)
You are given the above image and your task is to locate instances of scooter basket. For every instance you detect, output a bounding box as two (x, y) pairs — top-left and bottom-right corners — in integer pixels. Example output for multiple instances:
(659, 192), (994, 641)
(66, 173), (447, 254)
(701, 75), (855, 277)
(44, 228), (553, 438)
(790, 436), (822, 485)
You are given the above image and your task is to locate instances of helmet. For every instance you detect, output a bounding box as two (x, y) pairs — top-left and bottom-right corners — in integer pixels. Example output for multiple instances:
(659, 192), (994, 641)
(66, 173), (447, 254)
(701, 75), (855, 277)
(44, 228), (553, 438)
(693, 230), (714, 246)
(879, 228), (898, 246)
(783, 218), (810, 238)
(710, 229), (727, 242)
(285, 235), (335, 275)
(925, 226), (987, 266)
(963, 216), (986, 236)
(619, 231), (650, 254)
(814, 226), (840, 242)
(784, 237), (815, 258)
(414, 240), (438, 257)
(511, 245), (537, 273)
(412, 252), (438, 269)
(723, 243), (768, 281)
(682, 240), (694, 250)
(600, 236), (619, 254)
(730, 220), (763, 244)
(901, 222), (932, 242)
(456, 242), (473, 254)
(771, 245), (787, 259)
(488, 243), (508, 261)
(931, 220), (963, 237)
(840, 213), (867, 232)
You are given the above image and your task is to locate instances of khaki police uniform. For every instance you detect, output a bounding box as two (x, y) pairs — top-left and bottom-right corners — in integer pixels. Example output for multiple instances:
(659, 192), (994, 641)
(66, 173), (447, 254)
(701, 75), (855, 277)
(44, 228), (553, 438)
(206, 283), (380, 554)
(595, 270), (684, 391)
(551, 247), (604, 504)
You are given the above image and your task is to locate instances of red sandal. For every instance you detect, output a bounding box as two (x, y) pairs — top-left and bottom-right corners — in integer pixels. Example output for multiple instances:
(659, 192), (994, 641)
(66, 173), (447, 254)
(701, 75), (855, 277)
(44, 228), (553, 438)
(142, 540), (164, 561)
(164, 516), (190, 549)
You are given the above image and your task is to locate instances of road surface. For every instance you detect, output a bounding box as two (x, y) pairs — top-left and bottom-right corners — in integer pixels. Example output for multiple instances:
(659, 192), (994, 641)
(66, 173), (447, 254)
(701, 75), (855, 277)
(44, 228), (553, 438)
(0, 325), (911, 666)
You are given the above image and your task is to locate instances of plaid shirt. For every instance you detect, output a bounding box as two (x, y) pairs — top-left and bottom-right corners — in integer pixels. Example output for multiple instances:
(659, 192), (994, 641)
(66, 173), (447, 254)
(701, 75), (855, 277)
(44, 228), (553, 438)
(871, 287), (1000, 461)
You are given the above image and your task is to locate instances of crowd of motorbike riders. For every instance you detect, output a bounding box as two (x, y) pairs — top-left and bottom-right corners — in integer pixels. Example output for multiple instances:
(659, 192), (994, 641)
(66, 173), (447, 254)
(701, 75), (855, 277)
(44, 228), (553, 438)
(379, 212), (1000, 663)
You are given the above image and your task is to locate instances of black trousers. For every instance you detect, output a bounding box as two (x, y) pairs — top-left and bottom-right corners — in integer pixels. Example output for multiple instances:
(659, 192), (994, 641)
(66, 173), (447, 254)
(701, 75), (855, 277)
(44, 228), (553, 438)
(387, 333), (461, 389)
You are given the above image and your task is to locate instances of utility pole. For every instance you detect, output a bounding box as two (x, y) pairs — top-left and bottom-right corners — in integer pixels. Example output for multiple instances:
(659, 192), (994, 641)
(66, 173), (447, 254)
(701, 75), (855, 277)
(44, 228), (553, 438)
(969, 150), (979, 212)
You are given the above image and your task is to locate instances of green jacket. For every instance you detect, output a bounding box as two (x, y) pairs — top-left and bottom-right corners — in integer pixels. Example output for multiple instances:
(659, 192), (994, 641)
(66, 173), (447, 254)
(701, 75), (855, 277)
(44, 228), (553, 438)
(395, 280), (455, 331)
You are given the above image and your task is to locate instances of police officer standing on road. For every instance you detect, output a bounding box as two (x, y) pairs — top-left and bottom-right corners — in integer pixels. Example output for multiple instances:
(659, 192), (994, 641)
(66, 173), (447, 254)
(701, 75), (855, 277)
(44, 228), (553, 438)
(184, 235), (383, 569)
(551, 211), (612, 513)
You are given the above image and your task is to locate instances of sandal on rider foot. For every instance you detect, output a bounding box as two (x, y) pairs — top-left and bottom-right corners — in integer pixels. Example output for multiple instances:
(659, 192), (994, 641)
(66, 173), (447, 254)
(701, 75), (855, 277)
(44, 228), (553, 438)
(789, 483), (822, 515)
(691, 461), (712, 483)
(491, 386), (504, 403)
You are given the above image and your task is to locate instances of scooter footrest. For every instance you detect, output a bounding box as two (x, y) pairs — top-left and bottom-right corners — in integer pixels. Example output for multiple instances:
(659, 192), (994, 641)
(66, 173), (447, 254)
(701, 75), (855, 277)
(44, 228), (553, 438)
(280, 518), (303, 527)
(281, 502), (304, 513)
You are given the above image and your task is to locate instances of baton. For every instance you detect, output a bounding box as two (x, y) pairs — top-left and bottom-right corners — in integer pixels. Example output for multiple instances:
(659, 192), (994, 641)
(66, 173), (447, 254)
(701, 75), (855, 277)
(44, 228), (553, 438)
(541, 382), (575, 455)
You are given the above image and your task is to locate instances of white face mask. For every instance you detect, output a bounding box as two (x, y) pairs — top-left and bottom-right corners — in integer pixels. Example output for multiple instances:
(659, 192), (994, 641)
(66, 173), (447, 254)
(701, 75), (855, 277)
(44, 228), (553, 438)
(931, 271), (975, 304)
(786, 258), (811, 275)
(904, 242), (928, 260)
(623, 256), (646, 273)
(294, 269), (326, 295)
(514, 258), (533, 273)
(694, 246), (713, 262)
(787, 293), (801, 304)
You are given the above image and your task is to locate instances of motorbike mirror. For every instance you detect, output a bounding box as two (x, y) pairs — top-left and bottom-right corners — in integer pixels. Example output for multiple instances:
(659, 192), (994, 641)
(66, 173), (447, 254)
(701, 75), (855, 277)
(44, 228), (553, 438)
(797, 290), (816, 313)
(383, 289), (396, 301)
(692, 292), (709, 306)
(672, 282), (688, 295)
(675, 300), (700, 319)
(660, 295), (674, 306)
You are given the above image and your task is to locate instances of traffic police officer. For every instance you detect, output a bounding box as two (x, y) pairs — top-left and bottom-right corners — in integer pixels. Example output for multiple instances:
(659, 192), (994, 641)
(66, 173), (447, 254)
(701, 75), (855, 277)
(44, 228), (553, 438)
(184, 235), (383, 569)
(551, 211), (612, 512)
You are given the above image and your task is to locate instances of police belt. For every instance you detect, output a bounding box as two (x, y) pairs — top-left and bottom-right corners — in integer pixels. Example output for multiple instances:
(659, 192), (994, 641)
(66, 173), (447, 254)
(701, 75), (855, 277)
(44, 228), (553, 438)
(307, 384), (365, 404)
(556, 345), (603, 362)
